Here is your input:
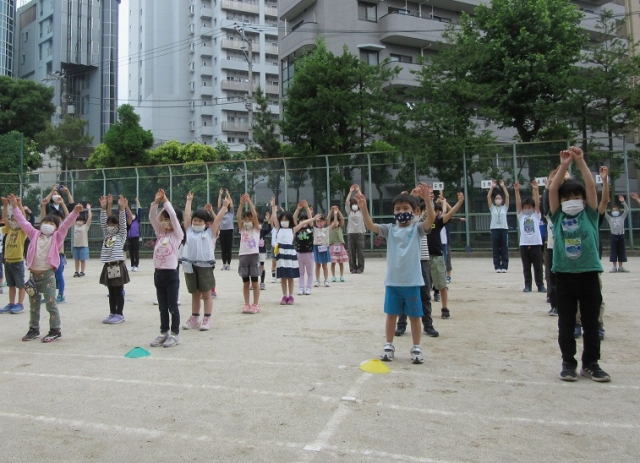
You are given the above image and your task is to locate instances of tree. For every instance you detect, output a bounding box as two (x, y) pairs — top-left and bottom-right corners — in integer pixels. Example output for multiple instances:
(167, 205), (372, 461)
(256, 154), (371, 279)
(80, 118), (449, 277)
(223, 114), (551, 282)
(0, 131), (42, 174)
(451, 0), (586, 142)
(90, 104), (154, 167)
(85, 143), (115, 169)
(0, 76), (56, 139)
(149, 140), (217, 165)
(35, 116), (93, 172)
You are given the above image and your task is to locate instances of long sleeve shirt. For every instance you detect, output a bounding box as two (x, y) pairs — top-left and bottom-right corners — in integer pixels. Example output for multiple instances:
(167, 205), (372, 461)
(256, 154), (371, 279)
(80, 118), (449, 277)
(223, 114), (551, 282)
(100, 209), (128, 263)
(604, 206), (629, 235)
(150, 201), (184, 270)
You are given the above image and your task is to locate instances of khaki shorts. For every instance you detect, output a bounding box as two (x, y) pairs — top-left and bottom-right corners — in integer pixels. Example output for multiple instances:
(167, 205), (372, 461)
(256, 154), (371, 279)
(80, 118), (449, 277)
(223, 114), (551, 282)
(428, 256), (447, 290)
(185, 265), (215, 293)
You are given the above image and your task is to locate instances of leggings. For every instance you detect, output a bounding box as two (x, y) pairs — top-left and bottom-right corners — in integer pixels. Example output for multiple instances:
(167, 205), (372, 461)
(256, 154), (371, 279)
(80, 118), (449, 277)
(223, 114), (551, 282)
(219, 229), (233, 265)
(128, 237), (140, 268)
(54, 254), (66, 295)
(297, 252), (314, 289)
(107, 285), (125, 315)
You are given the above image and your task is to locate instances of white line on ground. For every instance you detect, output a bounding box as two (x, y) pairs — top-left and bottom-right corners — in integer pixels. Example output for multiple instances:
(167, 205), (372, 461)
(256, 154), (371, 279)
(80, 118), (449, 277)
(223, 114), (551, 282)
(321, 444), (464, 463)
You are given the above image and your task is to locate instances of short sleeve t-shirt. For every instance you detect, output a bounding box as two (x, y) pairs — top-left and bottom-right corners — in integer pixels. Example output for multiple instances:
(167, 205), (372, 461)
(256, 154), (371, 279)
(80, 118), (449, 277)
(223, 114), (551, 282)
(426, 217), (445, 257)
(551, 206), (603, 273)
(329, 226), (345, 245)
(490, 205), (508, 230)
(377, 222), (426, 287)
(239, 227), (260, 255)
(313, 227), (330, 246)
(517, 211), (542, 246)
(2, 226), (27, 262)
(295, 226), (314, 253)
(73, 223), (90, 247)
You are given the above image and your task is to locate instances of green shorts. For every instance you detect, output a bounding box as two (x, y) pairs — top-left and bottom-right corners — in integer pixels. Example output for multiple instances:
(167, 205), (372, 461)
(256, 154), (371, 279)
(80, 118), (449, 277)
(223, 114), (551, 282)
(428, 256), (447, 290)
(184, 265), (215, 293)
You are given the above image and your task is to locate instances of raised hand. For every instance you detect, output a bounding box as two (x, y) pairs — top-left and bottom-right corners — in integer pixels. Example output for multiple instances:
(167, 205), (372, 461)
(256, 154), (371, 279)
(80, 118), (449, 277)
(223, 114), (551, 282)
(186, 191), (194, 202)
(618, 195), (625, 203)
(1, 197), (7, 206)
(492, 180), (497, 188)
(222, 197), (231, 208)
(560, 149), (572, 166)
(457, 191), (465, 202)
(354, 193), (367, 209)
(8, 194), (18, 208)
(570, 146), (584, 161)
(74, 203), (84, 214)
(219, 188), (224, 195)
(86, 203), (92, 211)
(270, 197), (275, 207)
(514, 182), (521, 192)
(631, 192), (639, 201)
(204, 203), (213, 213)
(99, 196), (107, 209)
(154, 189), (165, 204)
(499, 179), (505, 187)
(118, 195), (127, 208)
(531, 179), (539, 190)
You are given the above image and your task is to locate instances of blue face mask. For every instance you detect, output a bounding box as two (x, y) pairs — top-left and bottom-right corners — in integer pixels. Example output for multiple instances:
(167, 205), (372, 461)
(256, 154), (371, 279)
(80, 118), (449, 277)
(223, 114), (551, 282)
(394, 212), (413, 224)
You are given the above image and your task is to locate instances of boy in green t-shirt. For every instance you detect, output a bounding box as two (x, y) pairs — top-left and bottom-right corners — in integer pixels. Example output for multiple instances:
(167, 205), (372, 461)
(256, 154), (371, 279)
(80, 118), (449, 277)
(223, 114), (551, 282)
(548, 147), (608, 382)
(0, 197), (28, 314)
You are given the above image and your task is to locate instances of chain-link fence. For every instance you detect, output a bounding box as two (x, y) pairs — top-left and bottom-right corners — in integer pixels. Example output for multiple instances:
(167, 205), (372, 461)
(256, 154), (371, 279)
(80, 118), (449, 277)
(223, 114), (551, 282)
(1, 137), (638, 255)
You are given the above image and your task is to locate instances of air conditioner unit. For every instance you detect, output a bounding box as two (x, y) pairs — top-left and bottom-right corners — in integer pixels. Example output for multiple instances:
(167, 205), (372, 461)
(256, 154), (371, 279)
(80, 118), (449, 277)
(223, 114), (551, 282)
(190, 101), (195, 111)
(190, 121), (196, 131)
(189, 62), (195, 71)
(190, 42), (195, 53)
(189, 4), (195, 14)
(190, 24), (195, 34)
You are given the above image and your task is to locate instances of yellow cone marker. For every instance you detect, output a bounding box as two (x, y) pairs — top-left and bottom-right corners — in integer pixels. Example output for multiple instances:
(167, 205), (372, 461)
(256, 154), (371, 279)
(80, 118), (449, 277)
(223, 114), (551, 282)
(359, 359), (391, 374)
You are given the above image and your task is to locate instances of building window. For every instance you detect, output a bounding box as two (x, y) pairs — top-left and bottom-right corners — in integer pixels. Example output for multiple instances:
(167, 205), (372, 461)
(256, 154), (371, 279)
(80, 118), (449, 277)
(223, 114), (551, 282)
(360, 50), (379, 66)
(358, 2), (377, 22)
(390, 54), (412, 64)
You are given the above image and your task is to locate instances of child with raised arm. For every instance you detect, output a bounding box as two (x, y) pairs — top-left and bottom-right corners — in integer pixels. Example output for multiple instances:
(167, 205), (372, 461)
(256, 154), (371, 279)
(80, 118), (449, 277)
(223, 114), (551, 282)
(98, 195), (130, 324)
(604, 195), (629, 273)
(345, 184), (366, 274)
(294, 200), (314, 295)
(356, 184), (436, 364)
(488, 179), (510, 273)
(328, 205), (348, 282)
(313, 214), (331, 288)
(258, 210), (272, 290)
(237, 194), (262, 313)
(8, 194), (81, 342)
(0, 197), (28, 314)
(72, 204), (92, 277)
(149, 189), (185, 348)
(126, 198), (142, 272)
(514, 180), (545, 293)
(548, 147), (608, 382)
(182, 192), (227, 330)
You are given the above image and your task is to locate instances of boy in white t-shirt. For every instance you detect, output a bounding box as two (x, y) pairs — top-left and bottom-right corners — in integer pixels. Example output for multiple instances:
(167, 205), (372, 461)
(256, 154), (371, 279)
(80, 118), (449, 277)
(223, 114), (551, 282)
(515, 180), (545, 293)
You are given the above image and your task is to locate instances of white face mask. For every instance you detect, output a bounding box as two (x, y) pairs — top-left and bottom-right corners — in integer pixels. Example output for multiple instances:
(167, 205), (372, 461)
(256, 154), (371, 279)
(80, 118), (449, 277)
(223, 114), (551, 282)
(52, 195), (62, 203)
(523, 209), (534, 216)
(244, 222), (253, 230)
(10, 221), (19, 230)
(495, 199), (503, 206)
(161, 221), (172, 231)
(280, 221), (289, 228)
(351, 205), (359, 212)
(40, 224), (55, 236)
(612, 211), (620, 217)
(107, 226), (118, 235)
(192, 225), (206, 233)
(561, 199), (585, 216)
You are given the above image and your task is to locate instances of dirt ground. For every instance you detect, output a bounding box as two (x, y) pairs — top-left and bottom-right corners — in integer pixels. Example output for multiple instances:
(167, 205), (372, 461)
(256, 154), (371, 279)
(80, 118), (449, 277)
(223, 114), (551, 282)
(0, 255), (638, 462)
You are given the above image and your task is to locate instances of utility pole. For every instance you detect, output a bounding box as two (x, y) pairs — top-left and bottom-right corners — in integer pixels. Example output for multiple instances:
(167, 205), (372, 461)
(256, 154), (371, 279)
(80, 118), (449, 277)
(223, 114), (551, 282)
(235, 24), (253, 145)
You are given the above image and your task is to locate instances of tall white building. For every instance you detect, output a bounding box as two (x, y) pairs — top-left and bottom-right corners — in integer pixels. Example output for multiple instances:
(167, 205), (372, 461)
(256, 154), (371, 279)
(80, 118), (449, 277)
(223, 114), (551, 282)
(0, 0), (16, 76)
(128, 0), (280, 150)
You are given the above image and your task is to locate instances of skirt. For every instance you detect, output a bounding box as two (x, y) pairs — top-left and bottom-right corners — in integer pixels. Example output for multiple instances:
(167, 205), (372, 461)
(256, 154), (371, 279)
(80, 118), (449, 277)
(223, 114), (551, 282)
(330, 243), (349, 263)
(99, 261), (131, 287)
(276, 243), (300, 278)
(313, 245), (331, 264)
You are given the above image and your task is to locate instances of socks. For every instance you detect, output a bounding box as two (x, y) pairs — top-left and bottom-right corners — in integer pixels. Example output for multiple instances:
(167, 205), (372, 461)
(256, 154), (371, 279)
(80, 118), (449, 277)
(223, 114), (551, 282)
(261, 270), (265, 283)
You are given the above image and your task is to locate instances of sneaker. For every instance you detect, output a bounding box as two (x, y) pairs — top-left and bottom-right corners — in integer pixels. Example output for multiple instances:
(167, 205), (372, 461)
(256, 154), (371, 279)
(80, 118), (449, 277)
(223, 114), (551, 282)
(559, 363), (578, 382)
(280, 296), (288, 305)
(446, 276), (451, 284)
(211, 289), (217, 298)
(0, 303), (14, 314)
(131, 267), (138, 272)
(249, 303), (260, 314)
(350, 269), (356, 274)
(548, 307), (558, 316)
(574, 325), (582, 339)
(150, 333), (168, 347)
(103, 314), (116, 324)
(242, 303), (252, 314)
(441, 308), (451, 319)
(581, 363), (611, 382)
(433, 293), (441, 302)
(305, 287), (311, 295)
(598, 325), (605, 340)
(618, 267), (630, 273)
(271, 276), (277, 283)
(200, 316), (211, 330)
(110, 314), (125, 324)
(10, 303), (24, 314)
(424, 325), (439, 337)
(0, 287), (3, 294)
(313, 280), (320, 287)
(340, 276), (345, 282)
(324, 280), (330, 287)
(394, 326), (406, 336)
(79, 272), (85, 277)
(332, 277), (337, 283)
(183, 315), (201, 330)
(538, 286), (547, 293)
(22, 328), (40, 341)
(260, 283), (266, 290)
(73, 272), (80, 277)
(546, 296), (550, 303)
(501, 269), (508, 273)
(286, 296), (294, 305)
(523, 287), (532, 293)
(495, 269), (501, 273)
(56, 294), (65, 303)
(410, 345), (424, 364)
(380, 342), (395, 362)
(162, 334), (180, 348)
(609, 267), (618, 273)
(42, 330), (61, 343)
(298, 288), (304, 296)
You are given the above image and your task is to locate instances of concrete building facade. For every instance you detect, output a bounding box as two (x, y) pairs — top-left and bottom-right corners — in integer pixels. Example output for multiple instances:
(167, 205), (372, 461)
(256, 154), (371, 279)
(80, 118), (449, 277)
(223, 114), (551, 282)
(13, 0), (120, 145)
(0, 0), (16, 76)
(128, 0), (280, 150)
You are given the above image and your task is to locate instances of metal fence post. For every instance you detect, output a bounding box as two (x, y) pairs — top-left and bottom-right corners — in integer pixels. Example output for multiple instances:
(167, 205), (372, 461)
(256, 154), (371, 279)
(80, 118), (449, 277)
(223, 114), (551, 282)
(512, 142), (518, 182)
(70, 171), (75, 198)
(623, 139), (634, 249)
(168, 166), (173, 202)
(462, 149), (471, 252)
(102, 169), (106, 196)
(283, 158), (288, 209)
(367, 152), (373, 251)
(243, 161), (249, 195)
(205, 163), (210, 205)
(325, 155), (330, 214)
(135, 167), (139, 201)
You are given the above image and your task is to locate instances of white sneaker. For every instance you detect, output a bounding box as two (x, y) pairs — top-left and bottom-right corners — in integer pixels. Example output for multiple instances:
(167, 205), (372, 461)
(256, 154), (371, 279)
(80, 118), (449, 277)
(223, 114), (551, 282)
(410, 345), (424, 364)
(381, 342), (395, 361)
(260, 282), (266, 290)
(313, 280), (320, 287)
(304, 287), (311, 295)
(298, 288), (304, 295)
(271, 277), (277, 283)
(324, 280), (330, 287)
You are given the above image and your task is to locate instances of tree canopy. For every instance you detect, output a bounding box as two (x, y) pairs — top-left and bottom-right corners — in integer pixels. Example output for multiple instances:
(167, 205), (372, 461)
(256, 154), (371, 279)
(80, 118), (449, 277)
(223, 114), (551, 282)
(35, 116), (93, 171)
(0, 76), (56, 139)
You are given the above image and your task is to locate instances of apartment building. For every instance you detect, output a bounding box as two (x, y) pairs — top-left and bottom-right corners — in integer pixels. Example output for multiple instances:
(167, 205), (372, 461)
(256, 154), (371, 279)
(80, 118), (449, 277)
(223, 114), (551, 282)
(0, 0), (16, 76)
(129, 0), (280, 150)
(13, 0), (119, 143)
(279, 0), (625, 96)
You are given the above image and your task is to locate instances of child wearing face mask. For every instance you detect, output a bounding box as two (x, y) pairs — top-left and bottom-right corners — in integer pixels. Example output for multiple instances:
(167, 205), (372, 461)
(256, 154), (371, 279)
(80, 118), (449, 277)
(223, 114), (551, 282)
(0, 198), (28, 314)
(237, 194), (262, 313)
(345, 184), (366, 274)
(294, 200), (314, 295)
(313, 214), (331, 288)
(487, 179), (510, 273)
(258, 210), (272, 290)
(514, 181), (545, 293)
(328, 206), (348, 282)
(126, 198), (142, 272)
(43, 185), (74, 304)
(548, 147), (608, 383)
(604, 195), (629, 273)
(182, 191), (227, 329)
(8, 193), (82, 342)
(149, 189), (185, 348)
(72, 205), (92, 277)
(98, 194), (130, 325)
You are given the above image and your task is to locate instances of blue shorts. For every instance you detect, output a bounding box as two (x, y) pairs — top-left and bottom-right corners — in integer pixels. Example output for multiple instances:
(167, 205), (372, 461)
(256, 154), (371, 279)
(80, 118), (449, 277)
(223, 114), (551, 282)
(384, 286), (423, 318)
(313, 245), (331, 264)
(73, 246), (90, 261)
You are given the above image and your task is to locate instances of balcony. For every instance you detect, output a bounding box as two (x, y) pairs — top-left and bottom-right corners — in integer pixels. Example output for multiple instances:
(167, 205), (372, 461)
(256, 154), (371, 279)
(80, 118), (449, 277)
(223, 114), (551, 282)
(222, 80), (258, 92)
(264, 43), (278, 56)
(382, 61), (422, 88)
(200, 105), (215, 116)
(279, 0), (317, 21)
(265, 83), (279, 95)
(200, 86), (215, 96)
(222, 0), (259, 15)
(200, 7), (213, 18)
(201, 26), (214, 37)
(200, 65), (214, 76)
(221, 38), (261, 52)
(265, 4), (278, 17)
(280, 22), (318, 58)
(221, 58), (249, 72)
(200, 45), (213, 57)
(580, 11), (618, 41)
(380, 12), (454, 48)
(200, 126), (215, 136)
(222, 121), (251, 132)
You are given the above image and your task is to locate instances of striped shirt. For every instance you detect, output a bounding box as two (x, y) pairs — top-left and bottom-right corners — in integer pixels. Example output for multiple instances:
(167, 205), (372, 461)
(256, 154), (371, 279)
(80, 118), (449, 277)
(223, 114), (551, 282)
(100, 209), (127, 263)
